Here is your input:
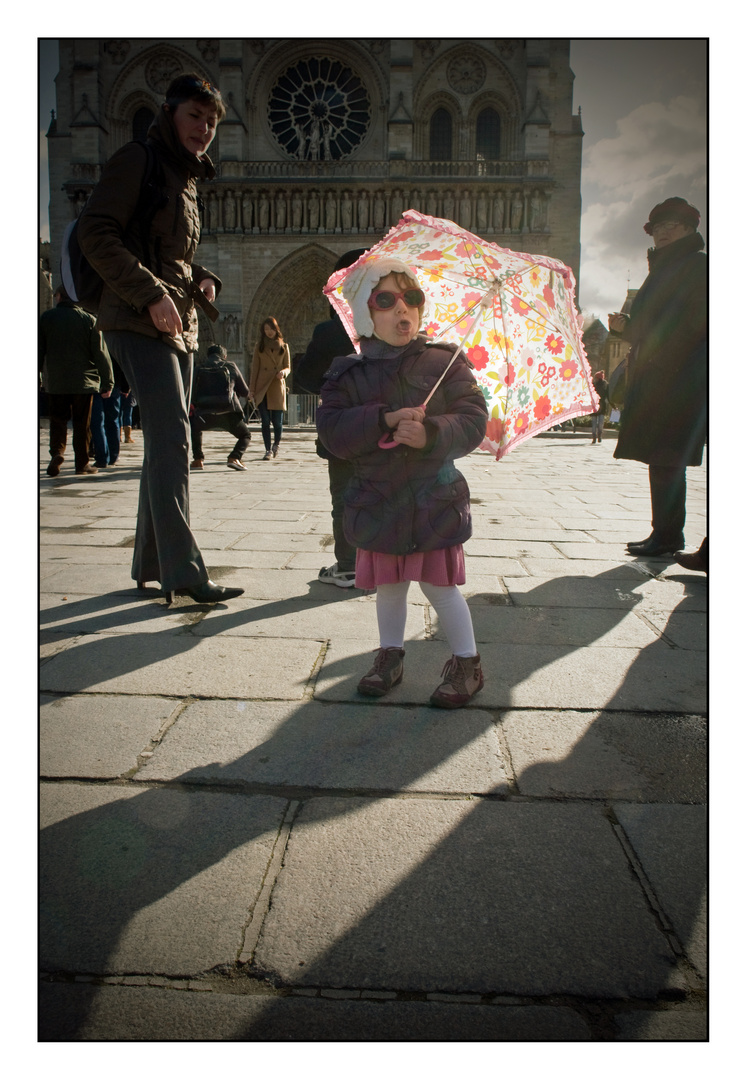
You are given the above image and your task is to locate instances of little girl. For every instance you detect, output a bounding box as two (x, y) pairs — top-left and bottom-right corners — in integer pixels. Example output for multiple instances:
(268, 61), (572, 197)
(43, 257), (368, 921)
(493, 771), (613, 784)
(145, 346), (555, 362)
(316, 258), (488, 707)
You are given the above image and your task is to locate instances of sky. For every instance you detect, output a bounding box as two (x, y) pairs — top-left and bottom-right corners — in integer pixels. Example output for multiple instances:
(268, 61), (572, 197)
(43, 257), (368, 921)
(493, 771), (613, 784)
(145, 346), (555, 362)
(37, 36), (707, 322)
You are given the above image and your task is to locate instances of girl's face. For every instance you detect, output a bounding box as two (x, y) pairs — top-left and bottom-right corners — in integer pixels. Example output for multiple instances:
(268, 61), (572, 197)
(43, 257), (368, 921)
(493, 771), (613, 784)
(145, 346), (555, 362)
(264, 322), (277, 339)
(170, 99), (218, 157)
(369, 273), (420, 347)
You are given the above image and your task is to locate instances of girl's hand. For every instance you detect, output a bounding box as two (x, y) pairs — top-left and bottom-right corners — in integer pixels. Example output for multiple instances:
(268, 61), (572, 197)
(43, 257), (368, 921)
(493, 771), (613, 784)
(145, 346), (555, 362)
(198, 278), (216, 303)
(384, 406), (425, 430)
(148, 294), (183, 336)
(608, 312), (628, 334)
(392, 419), (427, 448)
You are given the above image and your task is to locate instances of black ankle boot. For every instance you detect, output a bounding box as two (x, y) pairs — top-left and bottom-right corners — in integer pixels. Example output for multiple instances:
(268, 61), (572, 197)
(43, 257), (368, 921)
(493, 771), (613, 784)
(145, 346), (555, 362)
(179, 580), (244, 603)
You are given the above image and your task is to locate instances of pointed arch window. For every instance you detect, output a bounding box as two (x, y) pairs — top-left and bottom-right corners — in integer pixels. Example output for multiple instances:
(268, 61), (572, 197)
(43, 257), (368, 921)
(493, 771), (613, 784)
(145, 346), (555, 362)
(132, 107), (155, 143)
(429, 108), (453, 161)
(476, 107), (500, 160)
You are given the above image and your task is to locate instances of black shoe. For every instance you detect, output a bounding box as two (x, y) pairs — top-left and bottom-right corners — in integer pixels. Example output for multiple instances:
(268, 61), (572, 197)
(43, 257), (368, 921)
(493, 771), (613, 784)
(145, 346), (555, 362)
(627, 533), (684, 557)
(179, 579), (244, 603)
(46, 454), (64, 477)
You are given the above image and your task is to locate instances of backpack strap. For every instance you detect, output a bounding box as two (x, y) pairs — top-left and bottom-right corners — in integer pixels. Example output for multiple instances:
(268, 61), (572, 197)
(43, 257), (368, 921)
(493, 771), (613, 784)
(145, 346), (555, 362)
(130, 141), (168, 277)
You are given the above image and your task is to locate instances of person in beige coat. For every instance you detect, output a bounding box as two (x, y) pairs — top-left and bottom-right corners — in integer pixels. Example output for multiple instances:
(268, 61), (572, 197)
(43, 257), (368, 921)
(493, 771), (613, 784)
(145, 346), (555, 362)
(249, 317), (291, 459)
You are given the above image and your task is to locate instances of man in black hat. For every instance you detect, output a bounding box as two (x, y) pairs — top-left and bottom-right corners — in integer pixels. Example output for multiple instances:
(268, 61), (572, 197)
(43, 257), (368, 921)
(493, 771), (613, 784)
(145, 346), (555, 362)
(608, 197), (706, 559)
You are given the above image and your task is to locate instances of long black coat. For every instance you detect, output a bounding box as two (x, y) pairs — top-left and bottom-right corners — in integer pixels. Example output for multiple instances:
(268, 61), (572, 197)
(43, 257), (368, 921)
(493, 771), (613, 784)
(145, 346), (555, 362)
(614, 231), (706, 468)
(316, 335), (488, 555)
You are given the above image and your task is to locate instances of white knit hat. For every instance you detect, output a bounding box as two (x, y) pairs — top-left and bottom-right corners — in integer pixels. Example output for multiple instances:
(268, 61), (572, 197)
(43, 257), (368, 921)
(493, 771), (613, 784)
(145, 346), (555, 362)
(341, 257), (420, 339)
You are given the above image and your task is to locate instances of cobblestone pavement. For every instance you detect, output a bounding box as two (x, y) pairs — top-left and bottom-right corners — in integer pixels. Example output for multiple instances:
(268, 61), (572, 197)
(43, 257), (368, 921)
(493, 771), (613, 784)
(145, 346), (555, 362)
(39, 424), (707, 1041)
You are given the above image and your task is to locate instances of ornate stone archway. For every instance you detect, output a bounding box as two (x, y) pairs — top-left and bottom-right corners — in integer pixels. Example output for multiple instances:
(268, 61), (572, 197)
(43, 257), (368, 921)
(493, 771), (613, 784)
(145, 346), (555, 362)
(246, 244), (344, 371)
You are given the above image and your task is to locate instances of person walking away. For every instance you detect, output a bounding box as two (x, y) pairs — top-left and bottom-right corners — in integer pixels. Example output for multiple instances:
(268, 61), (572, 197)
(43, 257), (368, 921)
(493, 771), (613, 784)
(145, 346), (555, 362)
(295, 248), (366, 587)
(316, 259), (488, 708)
(90, 358), (129, 468)
(189, 345), (252, 471)
(590, 370), (608, 444)
(40, 285), (114, 476)
(608, 198), (706, 558)
(249, 317), (291, 460)
(77, 73), (243, 604)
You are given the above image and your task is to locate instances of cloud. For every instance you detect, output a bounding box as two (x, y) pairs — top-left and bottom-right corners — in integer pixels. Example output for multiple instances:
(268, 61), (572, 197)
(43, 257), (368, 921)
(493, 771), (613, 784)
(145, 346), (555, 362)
(578, 95), (706, 317)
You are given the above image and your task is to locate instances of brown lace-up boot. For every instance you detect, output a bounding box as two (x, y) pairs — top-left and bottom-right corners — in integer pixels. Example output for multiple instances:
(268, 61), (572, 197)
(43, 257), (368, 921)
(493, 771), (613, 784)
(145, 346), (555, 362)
(429, 653), (484, 708)
(357, 647), (405, 697)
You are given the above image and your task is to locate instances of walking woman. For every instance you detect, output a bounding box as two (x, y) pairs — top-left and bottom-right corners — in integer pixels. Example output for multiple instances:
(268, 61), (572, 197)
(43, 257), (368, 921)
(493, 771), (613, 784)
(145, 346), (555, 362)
(249, 317), (291, 460)
(77, 73), (243, 603)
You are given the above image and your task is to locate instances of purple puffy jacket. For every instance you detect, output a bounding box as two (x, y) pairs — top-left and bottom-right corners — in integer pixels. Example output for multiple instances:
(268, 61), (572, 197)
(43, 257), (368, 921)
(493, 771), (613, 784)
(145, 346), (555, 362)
(316, 335), (488, 555)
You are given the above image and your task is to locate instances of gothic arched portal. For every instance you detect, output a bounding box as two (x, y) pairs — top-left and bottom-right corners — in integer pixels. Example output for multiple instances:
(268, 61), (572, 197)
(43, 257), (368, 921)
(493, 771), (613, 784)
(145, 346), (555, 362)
(246, 245), (347, 372)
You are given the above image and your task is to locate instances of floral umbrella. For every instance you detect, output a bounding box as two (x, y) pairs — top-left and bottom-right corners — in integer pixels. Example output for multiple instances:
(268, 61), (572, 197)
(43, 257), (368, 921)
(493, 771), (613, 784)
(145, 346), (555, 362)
(323, 209), (598, 459)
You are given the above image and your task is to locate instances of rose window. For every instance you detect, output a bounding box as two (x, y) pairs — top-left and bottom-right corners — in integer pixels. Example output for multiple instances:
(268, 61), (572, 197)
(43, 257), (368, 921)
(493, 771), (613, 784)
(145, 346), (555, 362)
(268, 57), (371, 160)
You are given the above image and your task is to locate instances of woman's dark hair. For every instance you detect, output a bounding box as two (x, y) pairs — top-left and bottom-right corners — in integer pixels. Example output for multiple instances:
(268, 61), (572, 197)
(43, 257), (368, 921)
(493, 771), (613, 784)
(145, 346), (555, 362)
(257, 317), (284, 351)
(207, 344), (227, 359)
(164, 73), (226, 121)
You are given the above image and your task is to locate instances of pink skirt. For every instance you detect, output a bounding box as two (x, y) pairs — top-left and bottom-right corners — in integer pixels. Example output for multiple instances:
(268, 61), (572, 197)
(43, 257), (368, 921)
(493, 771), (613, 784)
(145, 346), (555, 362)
(355, 545), (466, 589)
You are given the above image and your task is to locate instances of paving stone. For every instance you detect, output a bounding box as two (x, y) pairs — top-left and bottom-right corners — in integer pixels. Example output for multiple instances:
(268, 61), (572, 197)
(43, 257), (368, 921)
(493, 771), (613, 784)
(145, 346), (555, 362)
(314, 637), (706, 713)
(40, 694), (178, 778)
(40, 592), (196, 635)
(503, 711), (707, 802)
(254, 798), (683, 998)
(192, 593), (418, 642)
(639, 611), (707, 650)
(136, 699), (507, 795)
(450, 605), (658, 649)
(38, 983), (592, 1040)
(614, 804), (707, 977)
(39, 630), (323, 700)
(613, 1008), (707, 1040)
(39, 783), (287, 974)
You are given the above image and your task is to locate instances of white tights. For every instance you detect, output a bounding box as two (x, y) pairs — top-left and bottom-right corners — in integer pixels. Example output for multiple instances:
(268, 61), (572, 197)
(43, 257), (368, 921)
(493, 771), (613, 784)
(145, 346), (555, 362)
(376, 581), (477, 658)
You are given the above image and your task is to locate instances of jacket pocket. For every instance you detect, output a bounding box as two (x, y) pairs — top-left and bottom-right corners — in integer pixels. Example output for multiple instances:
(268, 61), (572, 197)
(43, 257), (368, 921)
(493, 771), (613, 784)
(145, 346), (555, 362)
(422, 475), (470, 543)
(344, 483), (386, 547)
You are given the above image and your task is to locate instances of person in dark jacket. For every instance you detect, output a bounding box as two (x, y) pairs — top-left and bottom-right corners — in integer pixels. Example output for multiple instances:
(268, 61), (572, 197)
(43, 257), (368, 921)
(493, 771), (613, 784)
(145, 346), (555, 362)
(294, 248), (366, 587)
(317, 259), (488, 708)
(608, 197), (706, 557)
(77, 73), (243, 604)
(39, 286), (114, 476)
(189, 345), (252, 471)
(590, 370), (608, 444)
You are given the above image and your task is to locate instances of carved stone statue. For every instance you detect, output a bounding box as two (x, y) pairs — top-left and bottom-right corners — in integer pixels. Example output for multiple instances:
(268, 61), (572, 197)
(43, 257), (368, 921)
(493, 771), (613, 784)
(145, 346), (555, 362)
(223, 191), (236, 231)
(373, 192), (385, 231)
(275, 193), (287, 230)
(510, 193), (523, 231)
(208, 192), (219, 232)
(476, 193), (488, 233)
(341, 191), (353, 231)
(530, 191), (544, 232)
(242, 193), (252, 232)
(357, 190), (369, 230)
(459, 190), (471, 229)
(308, 191), (320, 230)
(390, 188), (404, 224)
(493, 192), (505, 231)
(292, 193), (303, 230)
(426, 190), (438, 217)
(223, 313), (240, 351)
(442, 190), (455, 221)
(322, 121), (332, 160)
(309, 118), (321, 161)
(294, 121), (307, 160)
(259, 193), (270, 231)
(325, 191), (337, 231)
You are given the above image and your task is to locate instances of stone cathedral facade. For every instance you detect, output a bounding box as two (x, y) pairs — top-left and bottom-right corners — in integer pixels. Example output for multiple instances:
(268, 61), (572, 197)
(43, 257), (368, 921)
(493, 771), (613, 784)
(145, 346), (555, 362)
(46, 38), (583, 376)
